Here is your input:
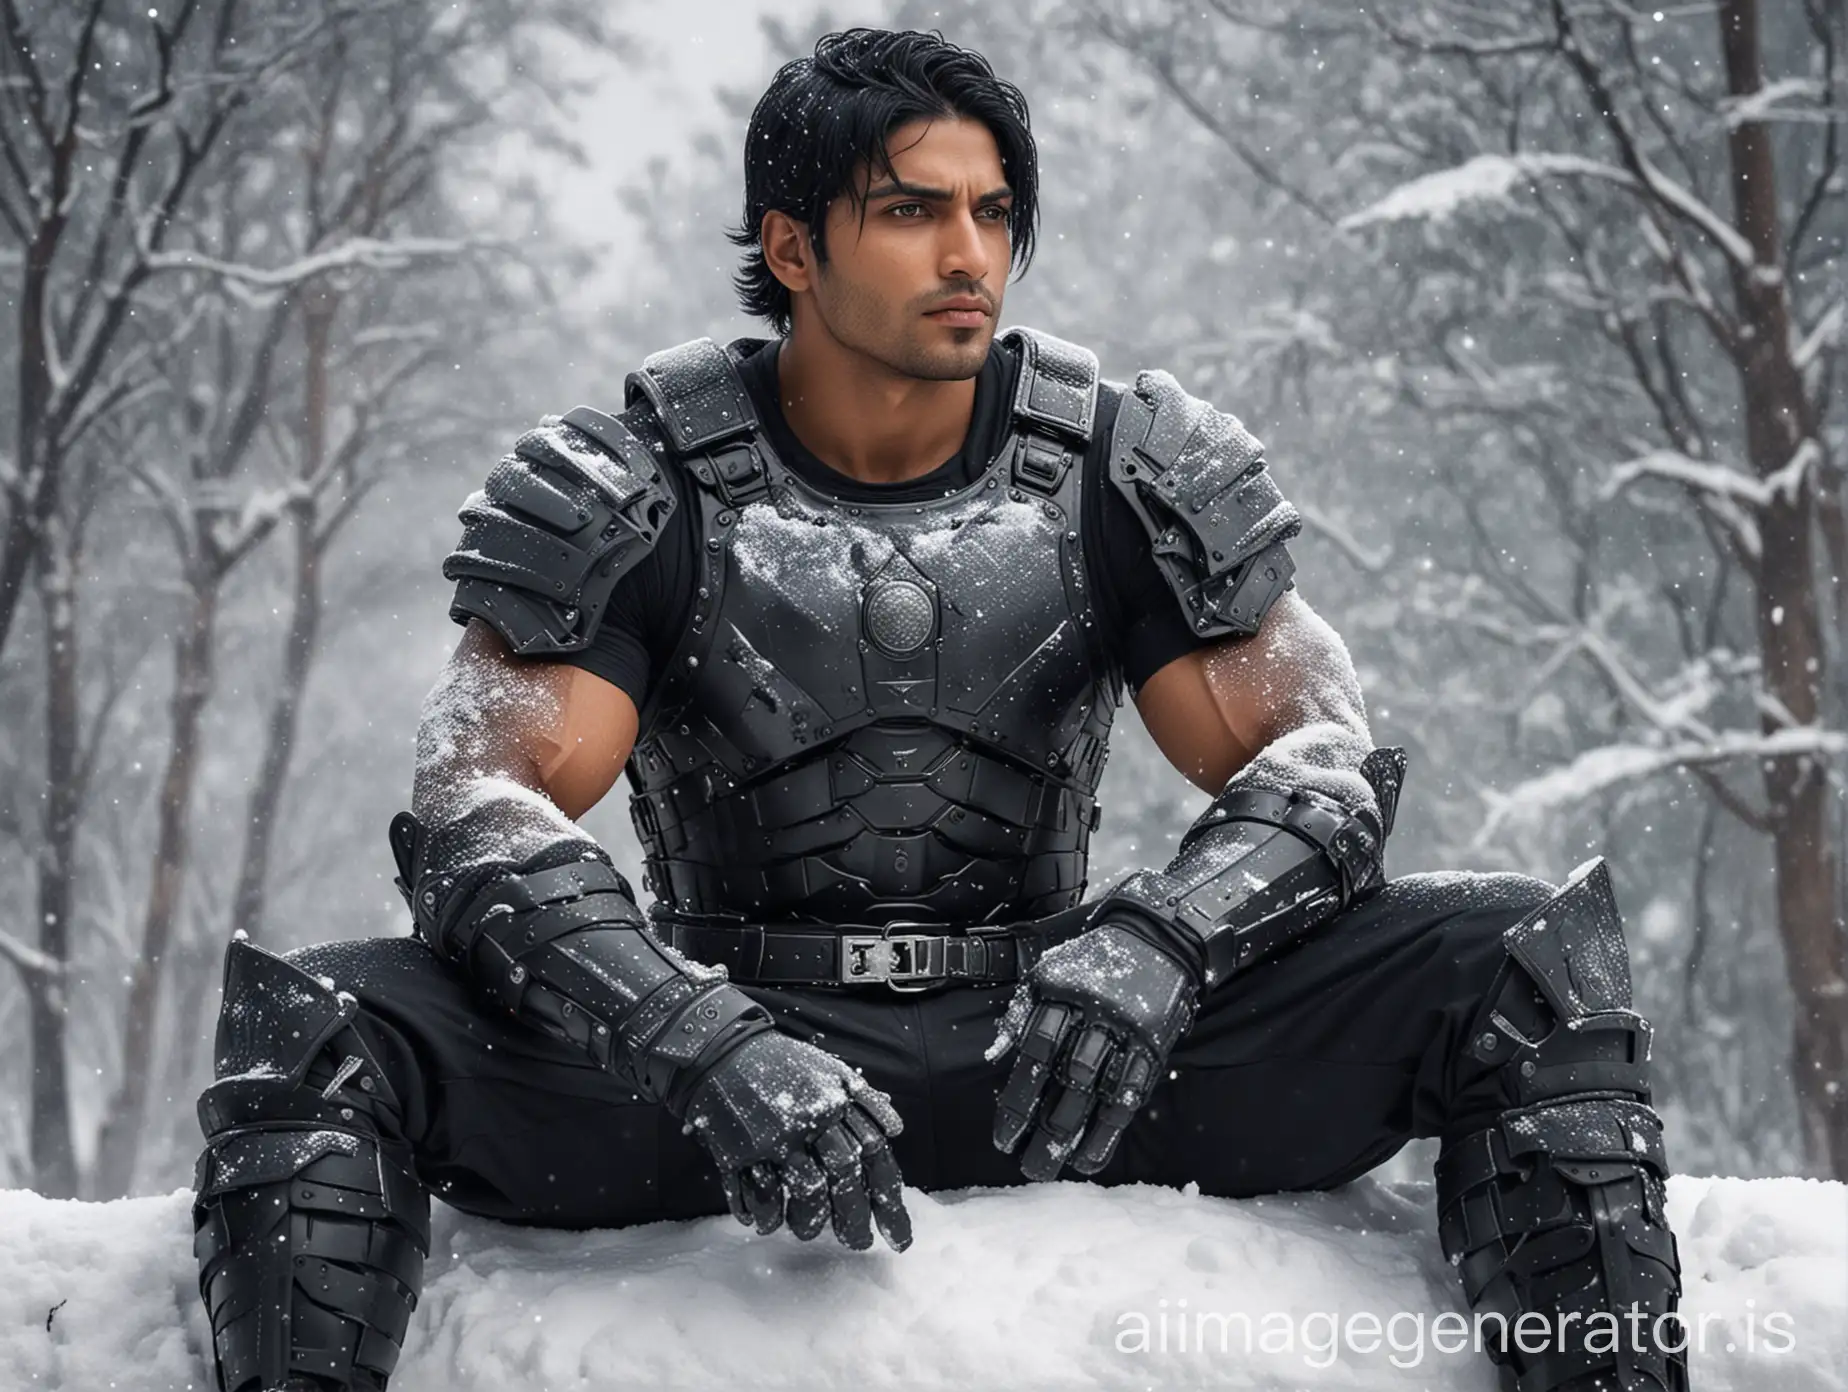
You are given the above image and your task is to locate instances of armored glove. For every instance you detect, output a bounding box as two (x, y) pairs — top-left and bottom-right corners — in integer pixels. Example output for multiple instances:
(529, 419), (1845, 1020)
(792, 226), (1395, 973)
(681, 1029), (912, 1250)
(989, 919), (1199, 1180)
(988, 748), (1406, 1182)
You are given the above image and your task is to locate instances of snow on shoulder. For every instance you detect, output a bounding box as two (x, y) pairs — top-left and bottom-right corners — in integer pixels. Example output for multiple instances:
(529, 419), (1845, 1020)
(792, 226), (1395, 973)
(1, 1173), (1842, 1390)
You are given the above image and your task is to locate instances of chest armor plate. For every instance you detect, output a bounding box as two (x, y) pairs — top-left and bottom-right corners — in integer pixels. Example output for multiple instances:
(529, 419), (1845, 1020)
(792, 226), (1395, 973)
(624, 329), (1123, 927)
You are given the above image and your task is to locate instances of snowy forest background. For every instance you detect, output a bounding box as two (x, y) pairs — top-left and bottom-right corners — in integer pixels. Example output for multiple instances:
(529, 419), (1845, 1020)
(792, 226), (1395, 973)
(0, 0), (1840, 1201)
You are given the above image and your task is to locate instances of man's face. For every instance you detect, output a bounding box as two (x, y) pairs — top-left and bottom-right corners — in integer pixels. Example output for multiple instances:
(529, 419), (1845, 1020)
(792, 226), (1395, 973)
(799, 115), (1013, 381)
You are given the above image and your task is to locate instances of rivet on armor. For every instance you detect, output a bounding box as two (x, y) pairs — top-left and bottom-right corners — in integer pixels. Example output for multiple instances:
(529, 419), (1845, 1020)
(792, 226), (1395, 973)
(687, 656), (699, 668)
(359, 1076), (375, 1093)
(1521, 1060), (1537, 1077)
(1066, 530), (1078, 542)
(1477, 1031), (1499, 1051)
(706, 537), (720, 552)
(510, 965), (527, 984)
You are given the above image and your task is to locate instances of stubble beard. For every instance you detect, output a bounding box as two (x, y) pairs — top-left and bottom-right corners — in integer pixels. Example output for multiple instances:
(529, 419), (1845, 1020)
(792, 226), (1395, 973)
(816, 269), (993, 383)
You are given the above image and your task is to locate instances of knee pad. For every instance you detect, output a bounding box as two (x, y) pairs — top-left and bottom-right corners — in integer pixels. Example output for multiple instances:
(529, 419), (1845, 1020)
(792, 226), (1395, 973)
(1435, 858), (1687, 1392)
(192, 936), (429, 1391)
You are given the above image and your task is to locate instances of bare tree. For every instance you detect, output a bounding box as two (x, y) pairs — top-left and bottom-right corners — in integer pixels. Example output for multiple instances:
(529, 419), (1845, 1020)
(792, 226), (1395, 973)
(0, 1), (345, 667)
(3, 0), (627, 1197)
(1078, 0), (1845, 1172)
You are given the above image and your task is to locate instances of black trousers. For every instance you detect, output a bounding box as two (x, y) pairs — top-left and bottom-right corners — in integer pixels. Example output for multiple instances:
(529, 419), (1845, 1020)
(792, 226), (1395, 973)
(286, 870), (1556, 1228)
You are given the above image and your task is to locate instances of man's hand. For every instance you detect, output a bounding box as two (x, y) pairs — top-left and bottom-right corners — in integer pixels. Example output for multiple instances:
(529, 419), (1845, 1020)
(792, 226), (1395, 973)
(679, 1028), (913, 1252)
(988, 922), (1199, 1180)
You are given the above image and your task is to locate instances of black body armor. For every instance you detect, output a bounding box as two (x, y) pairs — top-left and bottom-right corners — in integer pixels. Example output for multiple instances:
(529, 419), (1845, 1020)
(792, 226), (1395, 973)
(625, 328), (1117, 928)
(444, 325), (1303, 934)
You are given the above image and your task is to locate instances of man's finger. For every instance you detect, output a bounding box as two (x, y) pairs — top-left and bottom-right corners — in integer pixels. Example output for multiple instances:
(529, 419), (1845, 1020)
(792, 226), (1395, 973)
(992, 999), (1075, 1154)
(845, 1103), (913, 1252)
(845, 1072), (904, 1137)
(1069, 1041), (1156, 1176)
(813, 1123), (874, 1251)
(782, 1147), (831, 1242)
(991, 981), (1036, 1057)
(742, 1160), (784, 1236)
(720, 1168), (753, 1228)
(1019, 1022), (1116, 1181)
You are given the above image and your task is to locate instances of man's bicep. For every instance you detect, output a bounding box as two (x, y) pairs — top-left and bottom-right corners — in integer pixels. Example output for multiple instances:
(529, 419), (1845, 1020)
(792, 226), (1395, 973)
(1133, 589), (1367, 793)
(418, 619), (637, 822)
(534, 662), (639, 820)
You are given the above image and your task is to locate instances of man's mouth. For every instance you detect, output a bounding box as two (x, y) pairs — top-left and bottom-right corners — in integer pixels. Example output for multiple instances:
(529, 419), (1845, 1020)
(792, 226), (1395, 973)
(926, 304), (990, 327)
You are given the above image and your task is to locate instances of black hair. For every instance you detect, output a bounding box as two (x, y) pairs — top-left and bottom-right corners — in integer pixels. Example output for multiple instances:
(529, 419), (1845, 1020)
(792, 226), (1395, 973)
(727, 28), (1040, 336)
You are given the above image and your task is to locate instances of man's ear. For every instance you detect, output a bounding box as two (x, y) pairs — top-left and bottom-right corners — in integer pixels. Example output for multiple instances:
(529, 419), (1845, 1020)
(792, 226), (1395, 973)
(760, 209), (814, 295)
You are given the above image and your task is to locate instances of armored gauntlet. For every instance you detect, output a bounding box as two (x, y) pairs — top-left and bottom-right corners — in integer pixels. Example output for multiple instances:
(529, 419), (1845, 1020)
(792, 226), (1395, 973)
(390, 808), (911, 1250)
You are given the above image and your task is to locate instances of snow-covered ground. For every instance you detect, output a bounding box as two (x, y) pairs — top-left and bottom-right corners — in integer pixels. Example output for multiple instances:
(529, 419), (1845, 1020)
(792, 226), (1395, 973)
(2, 1174), (1842, 1390)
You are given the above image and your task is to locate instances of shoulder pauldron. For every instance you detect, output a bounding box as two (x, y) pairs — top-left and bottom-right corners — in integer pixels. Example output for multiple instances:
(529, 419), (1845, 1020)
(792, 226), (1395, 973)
(1107, 369), (1302, 639)
(443, 405), (677, 655)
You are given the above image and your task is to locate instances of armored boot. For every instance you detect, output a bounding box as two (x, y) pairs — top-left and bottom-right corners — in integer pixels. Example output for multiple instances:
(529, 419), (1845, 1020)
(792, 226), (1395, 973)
(191, 935), (429, 1392)
(1436, 858), (1689, 1391)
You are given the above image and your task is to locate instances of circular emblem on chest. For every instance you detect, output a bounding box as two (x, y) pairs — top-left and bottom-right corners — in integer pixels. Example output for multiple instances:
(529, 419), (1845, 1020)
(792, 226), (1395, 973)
(862, 579), (937, 656)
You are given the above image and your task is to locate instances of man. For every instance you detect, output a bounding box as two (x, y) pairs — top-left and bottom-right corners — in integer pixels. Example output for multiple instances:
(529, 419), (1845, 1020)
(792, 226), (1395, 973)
(189, 27), (1690, 1392)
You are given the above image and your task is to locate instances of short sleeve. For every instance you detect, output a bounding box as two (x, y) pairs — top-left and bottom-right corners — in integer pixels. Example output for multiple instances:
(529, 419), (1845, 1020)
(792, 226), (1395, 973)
(546, 457), (697, 712)
(1083, 384), (1218, 694)
(1099, 478), (1217, 693)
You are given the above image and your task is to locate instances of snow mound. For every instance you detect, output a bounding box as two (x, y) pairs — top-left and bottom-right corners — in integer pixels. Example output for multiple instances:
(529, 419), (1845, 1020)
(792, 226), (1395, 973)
(1, 1175), (1842, 1390)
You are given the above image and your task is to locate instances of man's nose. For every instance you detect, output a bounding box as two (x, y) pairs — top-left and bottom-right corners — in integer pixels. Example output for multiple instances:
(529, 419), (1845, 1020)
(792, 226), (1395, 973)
(937, 206), (993, 286)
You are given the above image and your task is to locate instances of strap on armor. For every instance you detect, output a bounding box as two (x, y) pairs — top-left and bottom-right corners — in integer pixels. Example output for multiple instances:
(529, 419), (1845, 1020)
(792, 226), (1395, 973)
(443, 404), (677, 655)
(1002, 326), (1098, 497)
(1098, 746), (1406, 988)
(390, 808), (778, 1108)
(192, 938), (428, 1392)
(1108, 368), (1302, 639)
(624, 329), (1104, 513)
(624, 337), (772, 509)
(1435, 859), (1689, 1392)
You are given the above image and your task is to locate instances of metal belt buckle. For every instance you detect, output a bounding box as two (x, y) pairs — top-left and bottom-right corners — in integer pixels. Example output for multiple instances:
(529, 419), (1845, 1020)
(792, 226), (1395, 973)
(840, 922), (944, 992)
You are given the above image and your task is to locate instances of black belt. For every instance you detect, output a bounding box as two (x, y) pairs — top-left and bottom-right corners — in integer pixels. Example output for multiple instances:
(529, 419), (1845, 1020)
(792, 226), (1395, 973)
(657, 915), (1067, 992)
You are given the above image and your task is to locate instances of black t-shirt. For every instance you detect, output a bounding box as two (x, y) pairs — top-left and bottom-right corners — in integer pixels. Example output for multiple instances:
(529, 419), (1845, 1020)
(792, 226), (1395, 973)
(555, 335), (1212, 709)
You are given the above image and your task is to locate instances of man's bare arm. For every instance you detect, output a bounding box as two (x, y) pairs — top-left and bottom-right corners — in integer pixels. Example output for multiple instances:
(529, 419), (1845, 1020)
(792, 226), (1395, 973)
(410, 618), (638, 864)
(1133, 587), (1378, 817)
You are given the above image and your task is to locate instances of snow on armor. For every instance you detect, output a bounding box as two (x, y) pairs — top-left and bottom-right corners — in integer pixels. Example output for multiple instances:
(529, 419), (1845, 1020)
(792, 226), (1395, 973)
(621, 327), (1112, 927)
(444, 326), (1302, 929)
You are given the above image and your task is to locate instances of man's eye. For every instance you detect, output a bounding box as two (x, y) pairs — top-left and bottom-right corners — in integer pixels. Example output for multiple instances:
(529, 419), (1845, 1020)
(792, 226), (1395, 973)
(890, 202), (926, 217)
(982, 206), (1012, 221)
